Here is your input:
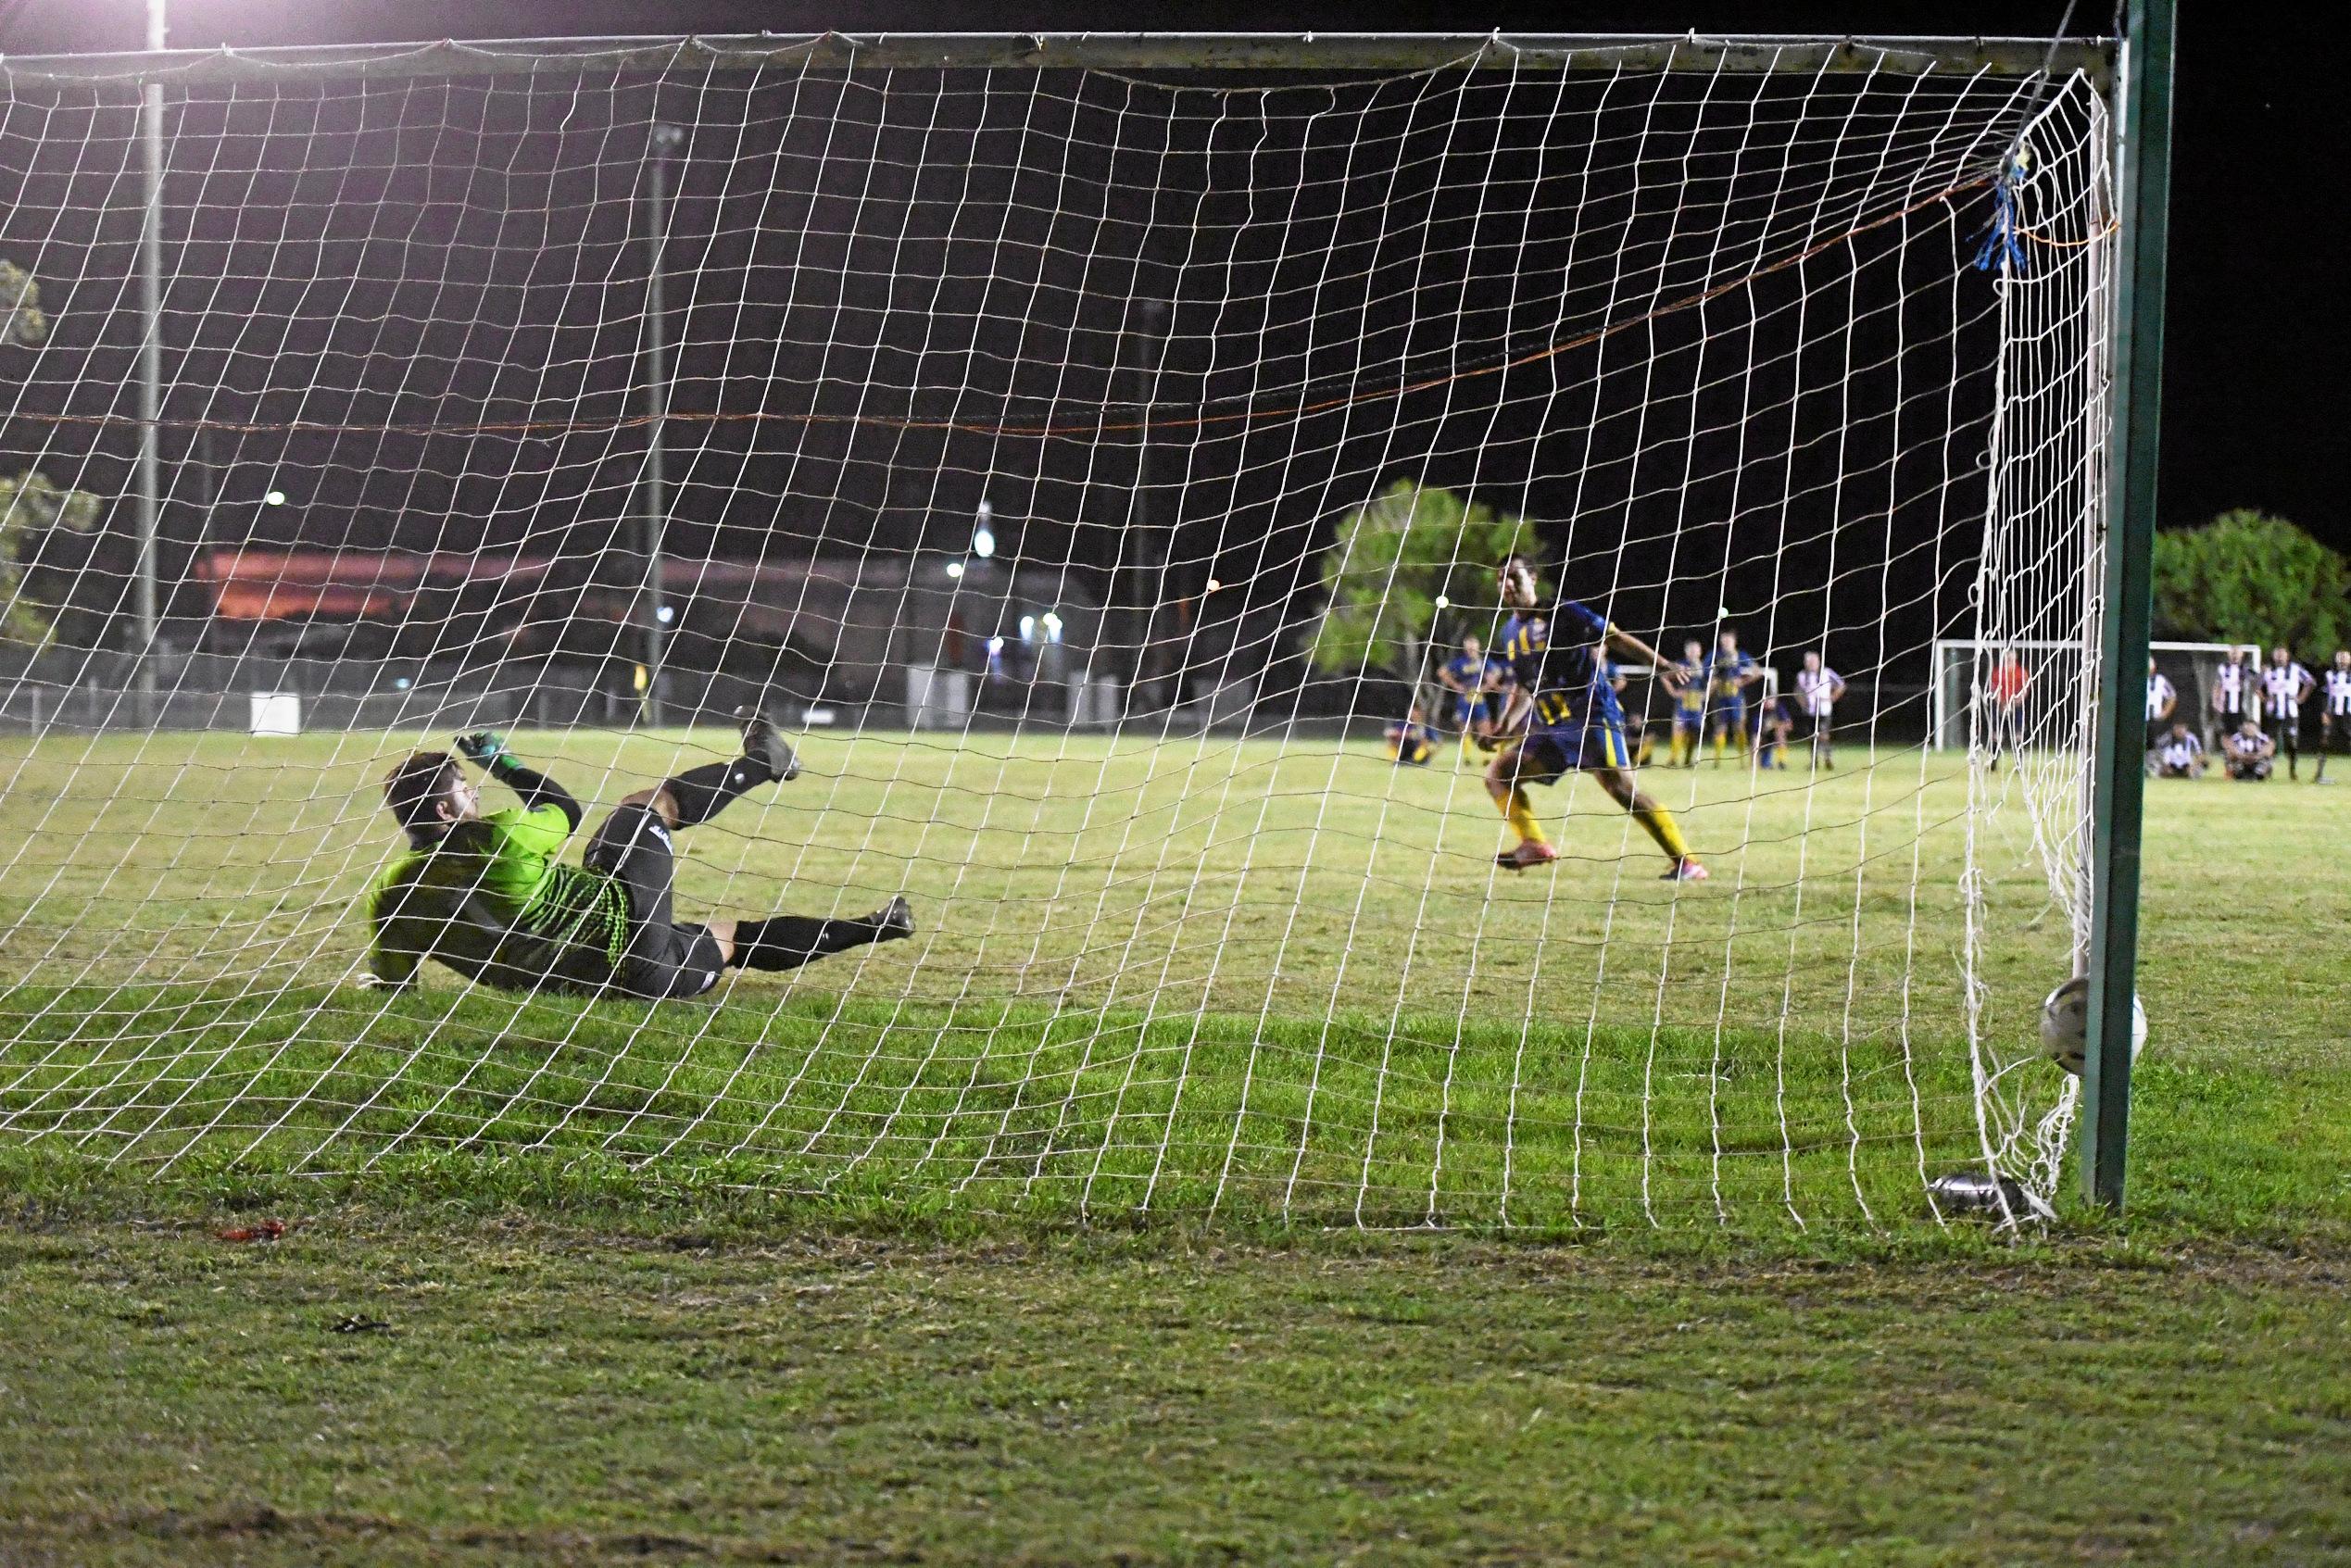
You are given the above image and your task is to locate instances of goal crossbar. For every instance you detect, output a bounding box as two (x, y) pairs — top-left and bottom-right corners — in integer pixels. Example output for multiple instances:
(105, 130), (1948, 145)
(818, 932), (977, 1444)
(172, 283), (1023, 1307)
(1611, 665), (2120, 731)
(0, 31), (2116, 89)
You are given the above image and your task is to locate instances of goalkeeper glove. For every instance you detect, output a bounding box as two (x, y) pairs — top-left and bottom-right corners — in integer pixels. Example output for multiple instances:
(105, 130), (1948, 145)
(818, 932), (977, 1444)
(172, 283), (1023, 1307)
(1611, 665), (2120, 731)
(454, 731), (510, 769)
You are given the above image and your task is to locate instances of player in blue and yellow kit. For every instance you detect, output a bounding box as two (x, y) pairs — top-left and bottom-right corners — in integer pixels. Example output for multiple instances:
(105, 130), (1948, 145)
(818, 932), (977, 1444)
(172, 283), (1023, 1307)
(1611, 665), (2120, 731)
(1384, 700), (1440, 766)
(1486, 555), (1707, 881)
(1704, 629), (1762, 765)
(1666, 638), (1708, 766)
(1438, 633), (1506, 757)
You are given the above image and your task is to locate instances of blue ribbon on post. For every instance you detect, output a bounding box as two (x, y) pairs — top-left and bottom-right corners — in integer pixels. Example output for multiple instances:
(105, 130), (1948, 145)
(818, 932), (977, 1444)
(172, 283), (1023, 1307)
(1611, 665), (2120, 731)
(1973, 155), (2030, 277)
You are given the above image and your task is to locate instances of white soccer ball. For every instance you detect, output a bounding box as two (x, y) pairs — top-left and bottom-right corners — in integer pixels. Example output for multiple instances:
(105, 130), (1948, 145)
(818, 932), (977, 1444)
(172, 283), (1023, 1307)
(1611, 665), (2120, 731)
(2040, 975), (2147, 1076)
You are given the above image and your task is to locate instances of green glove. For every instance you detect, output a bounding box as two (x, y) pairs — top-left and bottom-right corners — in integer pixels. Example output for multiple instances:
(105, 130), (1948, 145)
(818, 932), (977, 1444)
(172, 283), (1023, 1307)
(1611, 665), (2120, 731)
(453, 731), (510, 769)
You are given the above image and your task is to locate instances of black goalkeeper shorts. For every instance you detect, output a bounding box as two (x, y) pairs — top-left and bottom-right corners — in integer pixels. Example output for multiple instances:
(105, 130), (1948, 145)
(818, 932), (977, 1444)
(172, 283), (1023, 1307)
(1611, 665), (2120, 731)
(584, 805), (726, 1000)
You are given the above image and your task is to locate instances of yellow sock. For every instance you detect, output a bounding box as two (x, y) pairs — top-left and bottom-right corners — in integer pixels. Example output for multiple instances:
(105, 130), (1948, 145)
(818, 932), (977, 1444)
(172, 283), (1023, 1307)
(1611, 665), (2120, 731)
(1712, 732), (1727, 764)
(1631, 802), (1690, 862)
(1502, 786), (1548, 847)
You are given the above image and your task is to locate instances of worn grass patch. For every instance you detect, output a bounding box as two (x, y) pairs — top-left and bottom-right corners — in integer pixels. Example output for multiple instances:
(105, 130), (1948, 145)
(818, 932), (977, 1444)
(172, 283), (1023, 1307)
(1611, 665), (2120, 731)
(2, 1215), (2347, 1567)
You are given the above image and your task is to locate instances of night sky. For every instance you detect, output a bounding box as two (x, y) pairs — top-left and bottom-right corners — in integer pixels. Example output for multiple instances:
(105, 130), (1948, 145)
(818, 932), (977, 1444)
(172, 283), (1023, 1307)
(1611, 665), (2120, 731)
(4, 0), (2330, 556)
(0, 1), (2334, 717)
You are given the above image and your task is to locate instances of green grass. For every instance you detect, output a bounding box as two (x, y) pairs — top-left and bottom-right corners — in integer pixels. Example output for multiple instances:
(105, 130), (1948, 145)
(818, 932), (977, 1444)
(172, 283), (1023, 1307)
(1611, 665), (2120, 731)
(0, 1217), (2345, 1565)
(0, 728), (2099, 1228)
(1, 728), (2346, 1562)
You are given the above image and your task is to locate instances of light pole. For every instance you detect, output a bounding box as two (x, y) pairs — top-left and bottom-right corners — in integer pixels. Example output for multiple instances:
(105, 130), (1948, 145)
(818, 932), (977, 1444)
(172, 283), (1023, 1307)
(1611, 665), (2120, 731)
(133, 0), (167, 718)
(639, 122), (683, 724)
(1113, 298), (1171, 706)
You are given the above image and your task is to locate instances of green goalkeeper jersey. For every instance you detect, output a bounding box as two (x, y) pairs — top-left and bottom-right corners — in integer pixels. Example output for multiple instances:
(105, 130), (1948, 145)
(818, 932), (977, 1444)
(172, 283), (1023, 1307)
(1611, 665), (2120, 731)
(365, 803), (632, 991)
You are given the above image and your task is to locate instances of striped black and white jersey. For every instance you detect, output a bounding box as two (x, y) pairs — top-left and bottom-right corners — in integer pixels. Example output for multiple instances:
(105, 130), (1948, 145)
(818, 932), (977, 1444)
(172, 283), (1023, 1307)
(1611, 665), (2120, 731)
(2211, 659), (2251, 716)
(2145, 671), (2176, 720)
(2326, 666), (2351, 718)
(2156, 732), (2203, 771)
(1794, 666), (1842, 717)
(2262, 661), (2312, 718)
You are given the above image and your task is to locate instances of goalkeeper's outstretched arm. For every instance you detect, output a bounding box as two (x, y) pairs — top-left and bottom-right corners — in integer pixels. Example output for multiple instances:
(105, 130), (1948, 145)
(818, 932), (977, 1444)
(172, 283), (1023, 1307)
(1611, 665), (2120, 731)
(456, 732), (582, 831)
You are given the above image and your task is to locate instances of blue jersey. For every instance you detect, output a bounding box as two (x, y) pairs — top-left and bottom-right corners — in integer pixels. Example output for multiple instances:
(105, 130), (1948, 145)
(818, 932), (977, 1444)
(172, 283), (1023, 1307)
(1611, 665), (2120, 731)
(1441, 652), (1502, 694)
(1672, 659), (1708, 714)
(1706, 650), (1758, 702)
(1387, 719), (1440, 764)
(1502, 599), (1624, 731)
(1493, 617), (1528, 686)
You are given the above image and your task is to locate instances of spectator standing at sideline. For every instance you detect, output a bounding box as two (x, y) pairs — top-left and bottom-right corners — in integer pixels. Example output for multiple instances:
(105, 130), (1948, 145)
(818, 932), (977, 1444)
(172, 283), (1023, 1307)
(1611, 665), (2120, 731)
(2208, 646), (2253, 744)
(1793, 650), (1846, 769)
(1985, 652), (2030, 768)
(2316, 649), (2351, 784)
(2145, 657), (2176, 751)
(2259, 646), (2315, 780)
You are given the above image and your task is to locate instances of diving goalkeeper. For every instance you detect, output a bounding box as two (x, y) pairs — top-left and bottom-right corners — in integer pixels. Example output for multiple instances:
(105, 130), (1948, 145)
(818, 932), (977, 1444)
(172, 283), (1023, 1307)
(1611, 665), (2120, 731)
(363, 714), (912, 998)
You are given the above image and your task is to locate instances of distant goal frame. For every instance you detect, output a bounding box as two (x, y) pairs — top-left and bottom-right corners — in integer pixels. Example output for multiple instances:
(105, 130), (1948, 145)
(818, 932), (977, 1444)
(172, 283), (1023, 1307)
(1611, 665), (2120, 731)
(1928, 639), (2262, 754)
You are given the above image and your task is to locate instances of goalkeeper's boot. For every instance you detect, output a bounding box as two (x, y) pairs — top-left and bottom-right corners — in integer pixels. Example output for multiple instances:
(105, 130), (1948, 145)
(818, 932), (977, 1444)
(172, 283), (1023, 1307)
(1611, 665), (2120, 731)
(735, 706), (801, 784)
(1495, 840), (1560, 872)
(873, 895), (916, 941)
(1660, 856), (1710, 883)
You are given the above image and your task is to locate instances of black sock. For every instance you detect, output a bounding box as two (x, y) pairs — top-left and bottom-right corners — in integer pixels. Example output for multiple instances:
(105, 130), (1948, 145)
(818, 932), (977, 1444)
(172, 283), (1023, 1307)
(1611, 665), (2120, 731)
(662, 757), (773, 827)
(731, 912), (889, 972)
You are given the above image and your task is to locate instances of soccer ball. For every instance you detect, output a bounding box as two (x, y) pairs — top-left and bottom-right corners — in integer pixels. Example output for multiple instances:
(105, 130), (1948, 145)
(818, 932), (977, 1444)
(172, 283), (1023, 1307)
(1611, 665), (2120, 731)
(2040, 975), (2147, 1076)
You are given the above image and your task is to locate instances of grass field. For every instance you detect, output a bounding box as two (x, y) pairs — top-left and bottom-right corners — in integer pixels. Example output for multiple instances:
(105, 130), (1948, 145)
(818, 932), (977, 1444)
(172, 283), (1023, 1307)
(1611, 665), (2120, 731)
(0, 727), (2091, 1228)
(3, 727), (2347, 1562)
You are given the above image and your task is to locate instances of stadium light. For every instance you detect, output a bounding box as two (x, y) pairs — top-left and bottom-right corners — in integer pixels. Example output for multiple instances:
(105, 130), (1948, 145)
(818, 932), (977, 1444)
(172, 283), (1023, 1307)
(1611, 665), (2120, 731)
(1018, 614), (1036, 643)
(1205, 577), (1222, 593)
(263, 489), (286, 507)
(945, 560), (965, 580)
(1434, 593), (1449, 610)
(972, 497), (996, 559)
(1039, 610), (1062, 642)
(655, 605), (674, 625)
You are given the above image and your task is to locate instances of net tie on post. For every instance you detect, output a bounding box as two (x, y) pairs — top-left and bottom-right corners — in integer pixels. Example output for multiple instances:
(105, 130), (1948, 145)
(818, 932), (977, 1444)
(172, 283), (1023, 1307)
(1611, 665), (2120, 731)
(1973, 151), (2033, 277)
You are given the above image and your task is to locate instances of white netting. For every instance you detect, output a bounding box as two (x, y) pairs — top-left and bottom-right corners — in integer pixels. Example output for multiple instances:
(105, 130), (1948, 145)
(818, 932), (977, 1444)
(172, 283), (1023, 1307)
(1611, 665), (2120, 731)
(0, 37), (2114, 1225)
(1961, 80), (2117, 1212)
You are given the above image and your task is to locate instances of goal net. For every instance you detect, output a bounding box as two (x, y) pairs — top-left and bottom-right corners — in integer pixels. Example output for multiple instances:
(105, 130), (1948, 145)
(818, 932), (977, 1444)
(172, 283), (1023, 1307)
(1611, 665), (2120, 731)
(0, 33), (2118, 1227)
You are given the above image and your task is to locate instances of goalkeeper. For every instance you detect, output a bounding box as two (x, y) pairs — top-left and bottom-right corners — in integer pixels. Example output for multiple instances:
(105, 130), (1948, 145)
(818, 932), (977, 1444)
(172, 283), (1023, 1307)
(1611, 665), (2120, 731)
(363, 715), (912, 998)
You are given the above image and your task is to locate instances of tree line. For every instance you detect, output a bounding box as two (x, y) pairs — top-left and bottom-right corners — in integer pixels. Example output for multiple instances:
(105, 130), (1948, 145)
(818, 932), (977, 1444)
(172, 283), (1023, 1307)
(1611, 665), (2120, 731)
(1307, 483), (2351, 703)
